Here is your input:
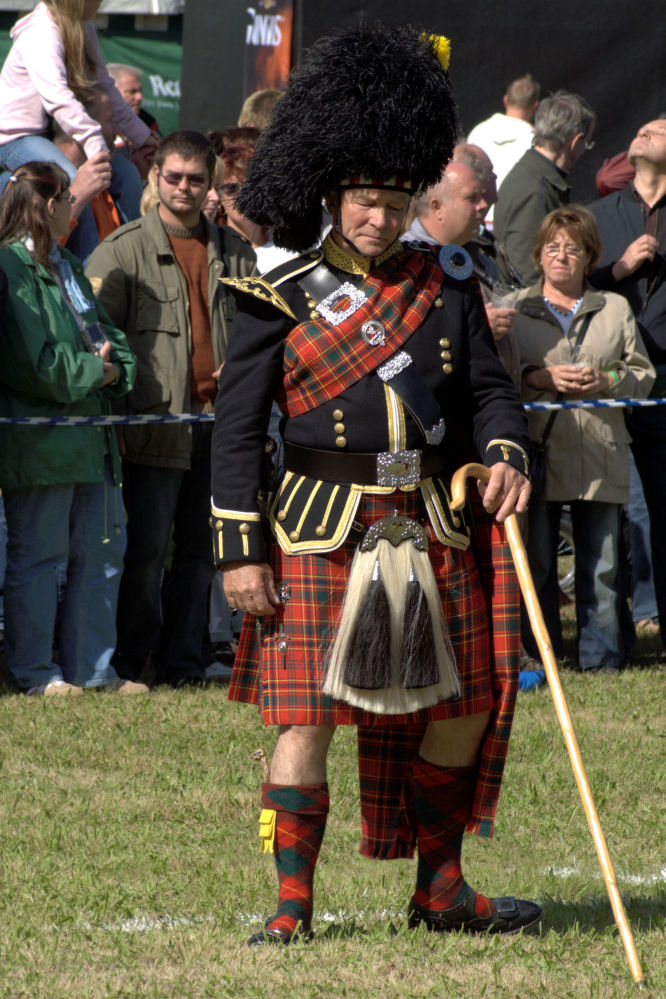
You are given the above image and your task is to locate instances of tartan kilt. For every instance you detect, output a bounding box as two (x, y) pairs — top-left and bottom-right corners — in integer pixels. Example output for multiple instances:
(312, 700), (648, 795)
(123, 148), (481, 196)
(229, 487), (520, 846)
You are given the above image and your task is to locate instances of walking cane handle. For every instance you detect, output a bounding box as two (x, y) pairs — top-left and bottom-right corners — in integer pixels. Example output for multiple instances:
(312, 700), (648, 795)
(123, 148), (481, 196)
(450, 460), (646, 986)
(450, 462), (490, 510)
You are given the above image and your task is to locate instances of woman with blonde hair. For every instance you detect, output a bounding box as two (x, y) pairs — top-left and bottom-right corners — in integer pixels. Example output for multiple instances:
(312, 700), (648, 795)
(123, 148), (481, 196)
(0, 1), (156, 250)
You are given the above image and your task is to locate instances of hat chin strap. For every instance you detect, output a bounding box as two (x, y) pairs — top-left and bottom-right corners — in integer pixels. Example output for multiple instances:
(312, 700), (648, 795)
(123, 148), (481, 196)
(330, 196), (367, 258)
(331, 222), (372, 260)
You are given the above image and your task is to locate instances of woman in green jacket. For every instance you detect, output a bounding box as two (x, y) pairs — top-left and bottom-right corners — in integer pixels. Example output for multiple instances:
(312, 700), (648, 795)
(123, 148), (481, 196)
(0, 161), (139, 695)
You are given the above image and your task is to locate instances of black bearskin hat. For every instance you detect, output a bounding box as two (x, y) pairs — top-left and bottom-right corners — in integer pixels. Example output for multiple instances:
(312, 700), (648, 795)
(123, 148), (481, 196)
(237, 22), (460, 251)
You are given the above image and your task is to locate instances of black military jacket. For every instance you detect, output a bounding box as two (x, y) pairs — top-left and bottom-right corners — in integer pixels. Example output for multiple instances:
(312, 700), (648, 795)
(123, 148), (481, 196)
(210, 242), (528, 564)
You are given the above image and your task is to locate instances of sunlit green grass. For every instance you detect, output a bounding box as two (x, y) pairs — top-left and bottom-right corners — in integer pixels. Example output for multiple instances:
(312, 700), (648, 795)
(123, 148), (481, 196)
(0, 633), (663, 998)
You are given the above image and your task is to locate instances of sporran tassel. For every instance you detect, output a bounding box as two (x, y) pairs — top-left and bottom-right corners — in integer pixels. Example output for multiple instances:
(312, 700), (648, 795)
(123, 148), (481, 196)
(343, 559), (392, 689)
(399, 565), (440, 688)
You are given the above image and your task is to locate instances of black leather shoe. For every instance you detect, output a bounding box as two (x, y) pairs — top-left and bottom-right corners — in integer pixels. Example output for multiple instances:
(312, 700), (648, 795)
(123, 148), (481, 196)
(247, 920), (313, 947)
(408, 890), (541, 935)
(578, 664), (621, 676)
(172, 673), (208, 689)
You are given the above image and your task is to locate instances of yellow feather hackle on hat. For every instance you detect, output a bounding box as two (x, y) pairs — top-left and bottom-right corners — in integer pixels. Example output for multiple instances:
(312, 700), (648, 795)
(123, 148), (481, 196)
(425, 34), (451, 71)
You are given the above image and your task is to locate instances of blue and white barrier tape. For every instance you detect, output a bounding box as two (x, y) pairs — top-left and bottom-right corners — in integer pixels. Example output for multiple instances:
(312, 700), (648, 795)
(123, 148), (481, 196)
(0, 397), (664, 425)
(525, 397), (666, 411)
(0, 413), (215, 425)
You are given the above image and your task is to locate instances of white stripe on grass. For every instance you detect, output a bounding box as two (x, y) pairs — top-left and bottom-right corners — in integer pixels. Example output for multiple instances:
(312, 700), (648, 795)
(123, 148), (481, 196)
(81, 870), (664, 935)
(548, 866), (666, 885)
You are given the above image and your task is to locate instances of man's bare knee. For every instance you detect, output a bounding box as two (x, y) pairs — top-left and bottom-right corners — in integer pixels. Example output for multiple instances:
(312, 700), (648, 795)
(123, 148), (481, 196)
(420, 711), (491, 768)
(270, 724), (336, 784)
(277, 724), (336, 748)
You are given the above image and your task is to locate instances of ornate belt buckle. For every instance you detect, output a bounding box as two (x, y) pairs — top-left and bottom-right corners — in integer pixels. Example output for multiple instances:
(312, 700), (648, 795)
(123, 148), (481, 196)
(376, 449), (421, 487)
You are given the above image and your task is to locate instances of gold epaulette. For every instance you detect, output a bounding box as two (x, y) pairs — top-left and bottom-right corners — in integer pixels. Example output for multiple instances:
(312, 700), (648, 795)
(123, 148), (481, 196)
(220, 275), (297, 319)
(220, 249), (325, 319)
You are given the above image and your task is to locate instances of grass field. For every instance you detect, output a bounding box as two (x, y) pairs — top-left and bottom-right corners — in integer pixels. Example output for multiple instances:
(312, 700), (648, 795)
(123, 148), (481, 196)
(0, 621), (663, 999)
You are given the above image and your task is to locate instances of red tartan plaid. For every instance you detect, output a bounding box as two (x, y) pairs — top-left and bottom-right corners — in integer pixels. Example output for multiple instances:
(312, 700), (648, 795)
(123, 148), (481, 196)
(466, 493), (520, 838)
(261, 782), (329, 935)
(276, 250), (442, 417)
(410, 758), (494, 917)
(229, 489), (520, 846)
(231, 490), (492, 726)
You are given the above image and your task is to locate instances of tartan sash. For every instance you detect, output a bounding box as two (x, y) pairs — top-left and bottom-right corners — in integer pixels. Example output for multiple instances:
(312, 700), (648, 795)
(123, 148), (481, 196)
(277, 250), (443, 418)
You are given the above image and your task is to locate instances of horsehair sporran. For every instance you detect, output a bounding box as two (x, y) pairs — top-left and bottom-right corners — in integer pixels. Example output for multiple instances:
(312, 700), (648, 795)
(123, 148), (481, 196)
(323, 523), (459, 713)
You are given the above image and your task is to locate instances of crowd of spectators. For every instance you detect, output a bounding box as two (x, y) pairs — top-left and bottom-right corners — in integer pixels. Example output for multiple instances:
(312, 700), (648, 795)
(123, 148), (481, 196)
(0, 5), (663, 694)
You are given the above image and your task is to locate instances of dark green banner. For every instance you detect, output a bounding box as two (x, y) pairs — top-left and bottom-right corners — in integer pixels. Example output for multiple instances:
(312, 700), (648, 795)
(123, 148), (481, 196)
(98, 33), (182, 135)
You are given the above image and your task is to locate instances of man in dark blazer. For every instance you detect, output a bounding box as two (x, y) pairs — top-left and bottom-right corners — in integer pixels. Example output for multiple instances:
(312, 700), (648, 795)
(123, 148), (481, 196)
(210, 23), (539, 947)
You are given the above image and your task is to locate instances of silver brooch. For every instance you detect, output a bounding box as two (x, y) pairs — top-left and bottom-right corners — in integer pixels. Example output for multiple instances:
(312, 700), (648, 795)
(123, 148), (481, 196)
(317, 282), (367, 326)
(439, 244), (473, 280)
(360, 320), (386, 346)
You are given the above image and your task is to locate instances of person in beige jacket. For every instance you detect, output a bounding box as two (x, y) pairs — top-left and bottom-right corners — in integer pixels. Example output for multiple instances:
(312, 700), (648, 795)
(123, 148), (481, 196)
(514, 206), (654, 673)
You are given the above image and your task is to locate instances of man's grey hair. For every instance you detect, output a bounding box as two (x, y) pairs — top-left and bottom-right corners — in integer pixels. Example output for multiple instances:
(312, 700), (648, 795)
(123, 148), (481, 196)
(412, 172), (452, 218)
(453, 145), (488, 185)
(107, 63), (143, 83)
(533, 91), (596, 153)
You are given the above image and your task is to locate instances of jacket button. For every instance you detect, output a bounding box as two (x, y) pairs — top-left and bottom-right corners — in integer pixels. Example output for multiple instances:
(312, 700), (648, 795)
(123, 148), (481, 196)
(315, 525), (327, 537)
(334, 422), (345, 434)
(434, 297), (444, 308)
(277, 510), (287, 522)
(289, 529), (300, 542)
(439, 338), (450, 347)
(442, 363), (453, 374)
(310, 310), (320, 320)
(239, 523), (251, 535)
(332, 409), (344, 421)
(335, 436), (347, 448)
(215, 519), (224, 530)
(440, 351), (452, 360)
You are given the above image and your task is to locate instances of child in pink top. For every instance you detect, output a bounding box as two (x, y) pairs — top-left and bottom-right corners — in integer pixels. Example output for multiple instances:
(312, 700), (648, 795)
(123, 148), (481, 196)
(0, 0), (157, 256)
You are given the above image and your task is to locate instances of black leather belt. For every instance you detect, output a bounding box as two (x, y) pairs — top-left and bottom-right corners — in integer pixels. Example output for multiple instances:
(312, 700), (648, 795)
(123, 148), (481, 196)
(284, 441), (447, 487)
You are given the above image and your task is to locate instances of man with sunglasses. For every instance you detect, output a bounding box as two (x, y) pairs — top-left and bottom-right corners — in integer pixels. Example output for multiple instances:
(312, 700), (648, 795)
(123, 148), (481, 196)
(87, 130), (255, 688)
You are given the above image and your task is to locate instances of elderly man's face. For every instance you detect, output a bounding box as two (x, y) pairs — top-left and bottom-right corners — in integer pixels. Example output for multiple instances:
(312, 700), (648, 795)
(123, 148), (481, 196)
(629, 121), (666, 167)
(118, 72), (143, 115)
(334, 187), (410, 258)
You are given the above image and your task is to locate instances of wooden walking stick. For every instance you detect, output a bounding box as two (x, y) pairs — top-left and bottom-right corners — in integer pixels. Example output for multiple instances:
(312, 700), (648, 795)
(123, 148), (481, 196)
(450, 462), (646, 988)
